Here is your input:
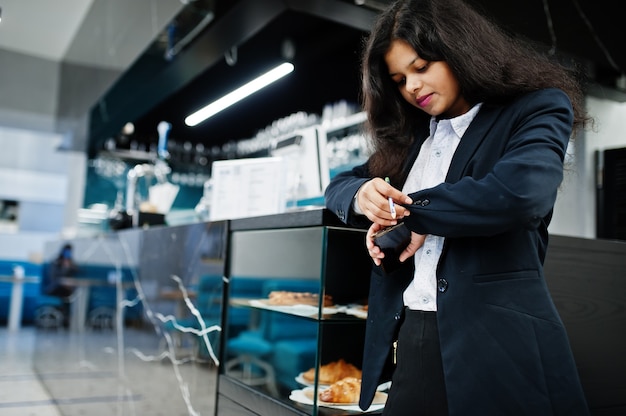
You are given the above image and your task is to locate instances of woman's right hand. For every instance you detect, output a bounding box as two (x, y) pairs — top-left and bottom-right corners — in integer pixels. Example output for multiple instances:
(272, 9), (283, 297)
(356, 178), (412, 226)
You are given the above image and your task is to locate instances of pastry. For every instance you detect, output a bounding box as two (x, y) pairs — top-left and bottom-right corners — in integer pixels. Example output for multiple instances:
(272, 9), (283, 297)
(319, 376), (361, 403)
(302, 358), (362, 384)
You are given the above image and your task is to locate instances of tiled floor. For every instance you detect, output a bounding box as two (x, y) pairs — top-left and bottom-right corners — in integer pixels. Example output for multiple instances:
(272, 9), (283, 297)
(0, 222), (226, 415)
(0, 325), (217, 416)
(1, 327), (62, 416)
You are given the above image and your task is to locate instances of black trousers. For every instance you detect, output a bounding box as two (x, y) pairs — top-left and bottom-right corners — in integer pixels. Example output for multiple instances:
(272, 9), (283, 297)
(382, 309), (448, 416)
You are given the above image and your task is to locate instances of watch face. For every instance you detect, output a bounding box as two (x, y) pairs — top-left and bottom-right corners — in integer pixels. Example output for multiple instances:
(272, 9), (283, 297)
(372, 223), (409, 243)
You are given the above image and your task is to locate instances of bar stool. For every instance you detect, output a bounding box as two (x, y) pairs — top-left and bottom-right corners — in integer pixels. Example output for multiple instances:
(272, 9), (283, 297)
(88, 306), (116, 330)
(34, 294), (74, 330)
(224, 331), (279, 396)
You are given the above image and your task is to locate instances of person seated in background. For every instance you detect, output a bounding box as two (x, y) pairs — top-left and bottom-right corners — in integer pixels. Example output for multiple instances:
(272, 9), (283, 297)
(42, 243), (78, 325)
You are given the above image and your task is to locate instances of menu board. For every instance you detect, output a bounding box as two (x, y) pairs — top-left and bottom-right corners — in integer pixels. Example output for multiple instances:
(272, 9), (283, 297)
(209, 157), (287, 221)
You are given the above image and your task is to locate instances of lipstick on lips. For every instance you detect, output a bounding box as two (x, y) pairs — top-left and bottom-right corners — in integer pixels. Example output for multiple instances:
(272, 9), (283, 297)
(416, 93), (432, 107)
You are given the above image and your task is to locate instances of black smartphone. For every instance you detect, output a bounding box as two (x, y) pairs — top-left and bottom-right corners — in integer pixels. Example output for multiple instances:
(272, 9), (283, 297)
(372, 223), (411, 272)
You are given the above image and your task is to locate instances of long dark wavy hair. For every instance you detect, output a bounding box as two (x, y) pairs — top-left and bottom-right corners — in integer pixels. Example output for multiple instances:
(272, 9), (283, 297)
(362, 0), (591, 184)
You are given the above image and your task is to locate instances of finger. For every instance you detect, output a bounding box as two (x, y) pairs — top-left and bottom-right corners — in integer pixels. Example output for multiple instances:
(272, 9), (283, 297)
(398, 246), (414, 263)
(375, 178), (412, 205)
(366, 223), (381, 251)
(369, 248), (384, 266)
(367, 223), (386, 266)
(395, 205), (411, 218)
(398, 240), (417, 262)
(366, 242), (383, 263)
(398, 233), (425, 262)
(363, 195), (395, 223)
(365, 206), (398, 226)
(387, 190), (413, 206)
(367, 222), (383, 238)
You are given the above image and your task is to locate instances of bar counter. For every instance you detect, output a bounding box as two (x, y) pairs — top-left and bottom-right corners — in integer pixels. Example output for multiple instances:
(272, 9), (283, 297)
(30, 210), (626, 415)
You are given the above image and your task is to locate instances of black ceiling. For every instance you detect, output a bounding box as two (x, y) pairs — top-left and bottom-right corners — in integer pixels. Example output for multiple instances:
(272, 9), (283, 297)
(88, 0), (626, 159)
(135, 9), (366, 147)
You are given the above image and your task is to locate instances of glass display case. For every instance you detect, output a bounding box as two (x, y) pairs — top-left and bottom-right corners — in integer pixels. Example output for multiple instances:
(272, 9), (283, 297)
(32, 221), (228, 415)
(217, 209), (381, 415)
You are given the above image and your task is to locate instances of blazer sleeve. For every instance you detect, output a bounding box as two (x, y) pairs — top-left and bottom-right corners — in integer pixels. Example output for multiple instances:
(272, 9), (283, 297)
(324, 162), (372, 228)
(402, 88), (573, 238)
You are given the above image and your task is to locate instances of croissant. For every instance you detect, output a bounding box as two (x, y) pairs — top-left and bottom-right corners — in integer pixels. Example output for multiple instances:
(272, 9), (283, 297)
(319, 376), (361, 403)
(302, 358), (362, 384)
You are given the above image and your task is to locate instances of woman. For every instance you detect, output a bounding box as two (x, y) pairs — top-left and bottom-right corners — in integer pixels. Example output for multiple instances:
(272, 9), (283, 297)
(45, 243), (77, 298)
(324, 0), (591, 414)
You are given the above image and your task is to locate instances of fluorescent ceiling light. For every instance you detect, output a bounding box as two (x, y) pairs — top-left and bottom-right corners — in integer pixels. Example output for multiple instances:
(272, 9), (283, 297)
(185, 62), (294, 127)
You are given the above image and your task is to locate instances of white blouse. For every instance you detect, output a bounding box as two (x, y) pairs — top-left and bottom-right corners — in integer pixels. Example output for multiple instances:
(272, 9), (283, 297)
(402, 104), (482, 311)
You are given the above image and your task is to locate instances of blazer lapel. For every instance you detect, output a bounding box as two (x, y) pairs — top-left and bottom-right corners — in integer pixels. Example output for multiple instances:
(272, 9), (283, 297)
(446, 104), (504, 182)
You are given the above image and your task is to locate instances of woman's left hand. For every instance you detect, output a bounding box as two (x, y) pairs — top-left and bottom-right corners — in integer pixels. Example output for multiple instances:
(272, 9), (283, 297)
(366, 223), (426, 266)
(366, 223), (386, 266)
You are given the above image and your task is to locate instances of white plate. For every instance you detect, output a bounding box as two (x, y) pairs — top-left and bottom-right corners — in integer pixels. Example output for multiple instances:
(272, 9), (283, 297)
(295, 373), (391, 392)
(294, 372), (328, 388)
(289, 387), (386, 412)
(344, 304), (368, 319)
(248, 299), (341, 317)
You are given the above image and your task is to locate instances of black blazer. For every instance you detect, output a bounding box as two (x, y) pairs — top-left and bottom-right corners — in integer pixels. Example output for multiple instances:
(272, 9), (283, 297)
(325, 89), (590, 415)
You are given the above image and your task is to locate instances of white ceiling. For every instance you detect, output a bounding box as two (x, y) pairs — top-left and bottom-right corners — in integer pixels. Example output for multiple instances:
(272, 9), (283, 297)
(0, 0), (184, 69)
(0, 0), (94, 61)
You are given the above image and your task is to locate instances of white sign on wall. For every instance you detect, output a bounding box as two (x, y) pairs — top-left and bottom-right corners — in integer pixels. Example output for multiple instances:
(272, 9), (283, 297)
(209, 157), (287, 221)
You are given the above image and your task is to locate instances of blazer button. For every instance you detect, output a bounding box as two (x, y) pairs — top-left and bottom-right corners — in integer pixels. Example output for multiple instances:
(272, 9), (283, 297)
(412, 199), (430, 207)
(437, 278), (448, 293)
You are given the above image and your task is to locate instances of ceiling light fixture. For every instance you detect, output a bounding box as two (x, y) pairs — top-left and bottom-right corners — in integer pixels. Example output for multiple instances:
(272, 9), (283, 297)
(185, 62), (294, 127)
